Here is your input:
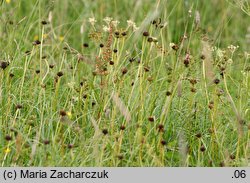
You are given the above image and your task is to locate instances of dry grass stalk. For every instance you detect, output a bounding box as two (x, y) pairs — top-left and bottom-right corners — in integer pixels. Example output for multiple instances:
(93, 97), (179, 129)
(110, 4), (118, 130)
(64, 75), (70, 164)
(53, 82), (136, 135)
(111, 92), (131, 123)
(202, 41), (215, 82)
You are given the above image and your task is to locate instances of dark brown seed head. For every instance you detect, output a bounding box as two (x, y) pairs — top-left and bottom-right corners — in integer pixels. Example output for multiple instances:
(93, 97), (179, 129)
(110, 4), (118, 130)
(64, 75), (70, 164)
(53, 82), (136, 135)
(200, 54), (205, 60)
(184, 58), (190, 67)
(33, 40), (41, 45)
(41, 20), (48, 25)
(213, 78), (220, 84)
(158, 124), (164, 132)
(200, 145), (206, 152)
(83, 43), (89, 48)
(171, 44), (179, 51)
(147, 37), (153, 42)
(220, 67), (226, 72)
(121, 32), (127, 36)
(0, 61), (9, 70)
(43, 140), (50, 145)
(9, 73), (14, 78)
(190, 87), (196, 93)
(219, 161), (225, 167)
(148, 116), (155, 122)
(129, 58), (135, 63)
(189, 79), (198, 85)
(59, 110), (67, 116)
(35, 70), (40, 74)
(109, 61), (114, 65)
(49, 64), (54, 69)
(117, 154), (123, 160)
(114, 31), (120, 38)
(121, 67), (128, 75)
(5, 135), (12, 141)
(230, 154), (236, 160)
(67, 144), (74, 149)
(102, 129), (108, 135)
(99, 43), (104, 48)
(120, 125), (126, 131)
(16, 104), (23, 109)
(195, 133), (202, 138)
(161, 140), (167, 146)
(143, 31), (149, 37)
(57, 71), (63, 77)
(208, 101), (214, 109)
(166, 91), (172, 96)
(91, 101), (96, 106)
(113, 49), (118, 53)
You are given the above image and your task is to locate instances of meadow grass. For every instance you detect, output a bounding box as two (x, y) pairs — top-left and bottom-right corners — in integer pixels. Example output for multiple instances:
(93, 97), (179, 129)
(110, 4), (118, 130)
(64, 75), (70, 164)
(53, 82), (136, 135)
(0, 0), (249, 167)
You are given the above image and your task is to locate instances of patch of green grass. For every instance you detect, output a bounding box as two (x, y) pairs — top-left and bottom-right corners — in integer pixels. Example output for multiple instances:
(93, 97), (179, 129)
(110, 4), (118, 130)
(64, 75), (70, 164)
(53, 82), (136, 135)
(0, 0), (249, 167)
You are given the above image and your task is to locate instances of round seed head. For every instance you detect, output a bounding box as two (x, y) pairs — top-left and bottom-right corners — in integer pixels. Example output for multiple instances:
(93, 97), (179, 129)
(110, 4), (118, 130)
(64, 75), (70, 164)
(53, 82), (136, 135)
(5, 135), (12, 141)
(0, 61), (9, 70)
(83, 43), (89, 48)
(41, 20), (48, 25)
(43, 140), (50, 145)
(230, 154), (236, 160)
(148, 116), (155, 122)
(147, 37), (153, 42)
(102, 129), (108, 135)
(158, 124), (164, 132)
(161, 140), (167, 146)
(120, 125), (126, 131)
(117, 155), (123, 160)
(213, 78), (220, 84)
(121, 32), (127, 36)
(166, 91), (172, 96)
(68, 144), (74, 149)
(16, 104), (23, 109)
(143, 31), (149, 37)
(200, 145), (206, 152)
(195, 133), (202, 138)
(57, 71), (63, 77)
(121, 67), (128, 75)
(59, 110), (67, 116)
(33, 40), (41, 45)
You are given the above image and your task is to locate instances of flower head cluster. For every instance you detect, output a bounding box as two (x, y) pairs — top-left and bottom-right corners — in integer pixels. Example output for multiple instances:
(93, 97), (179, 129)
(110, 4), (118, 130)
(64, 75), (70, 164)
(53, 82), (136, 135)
(88, 17), (97, 26)
(126, 20), (139, 31)
(227, 45), (239, 53)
